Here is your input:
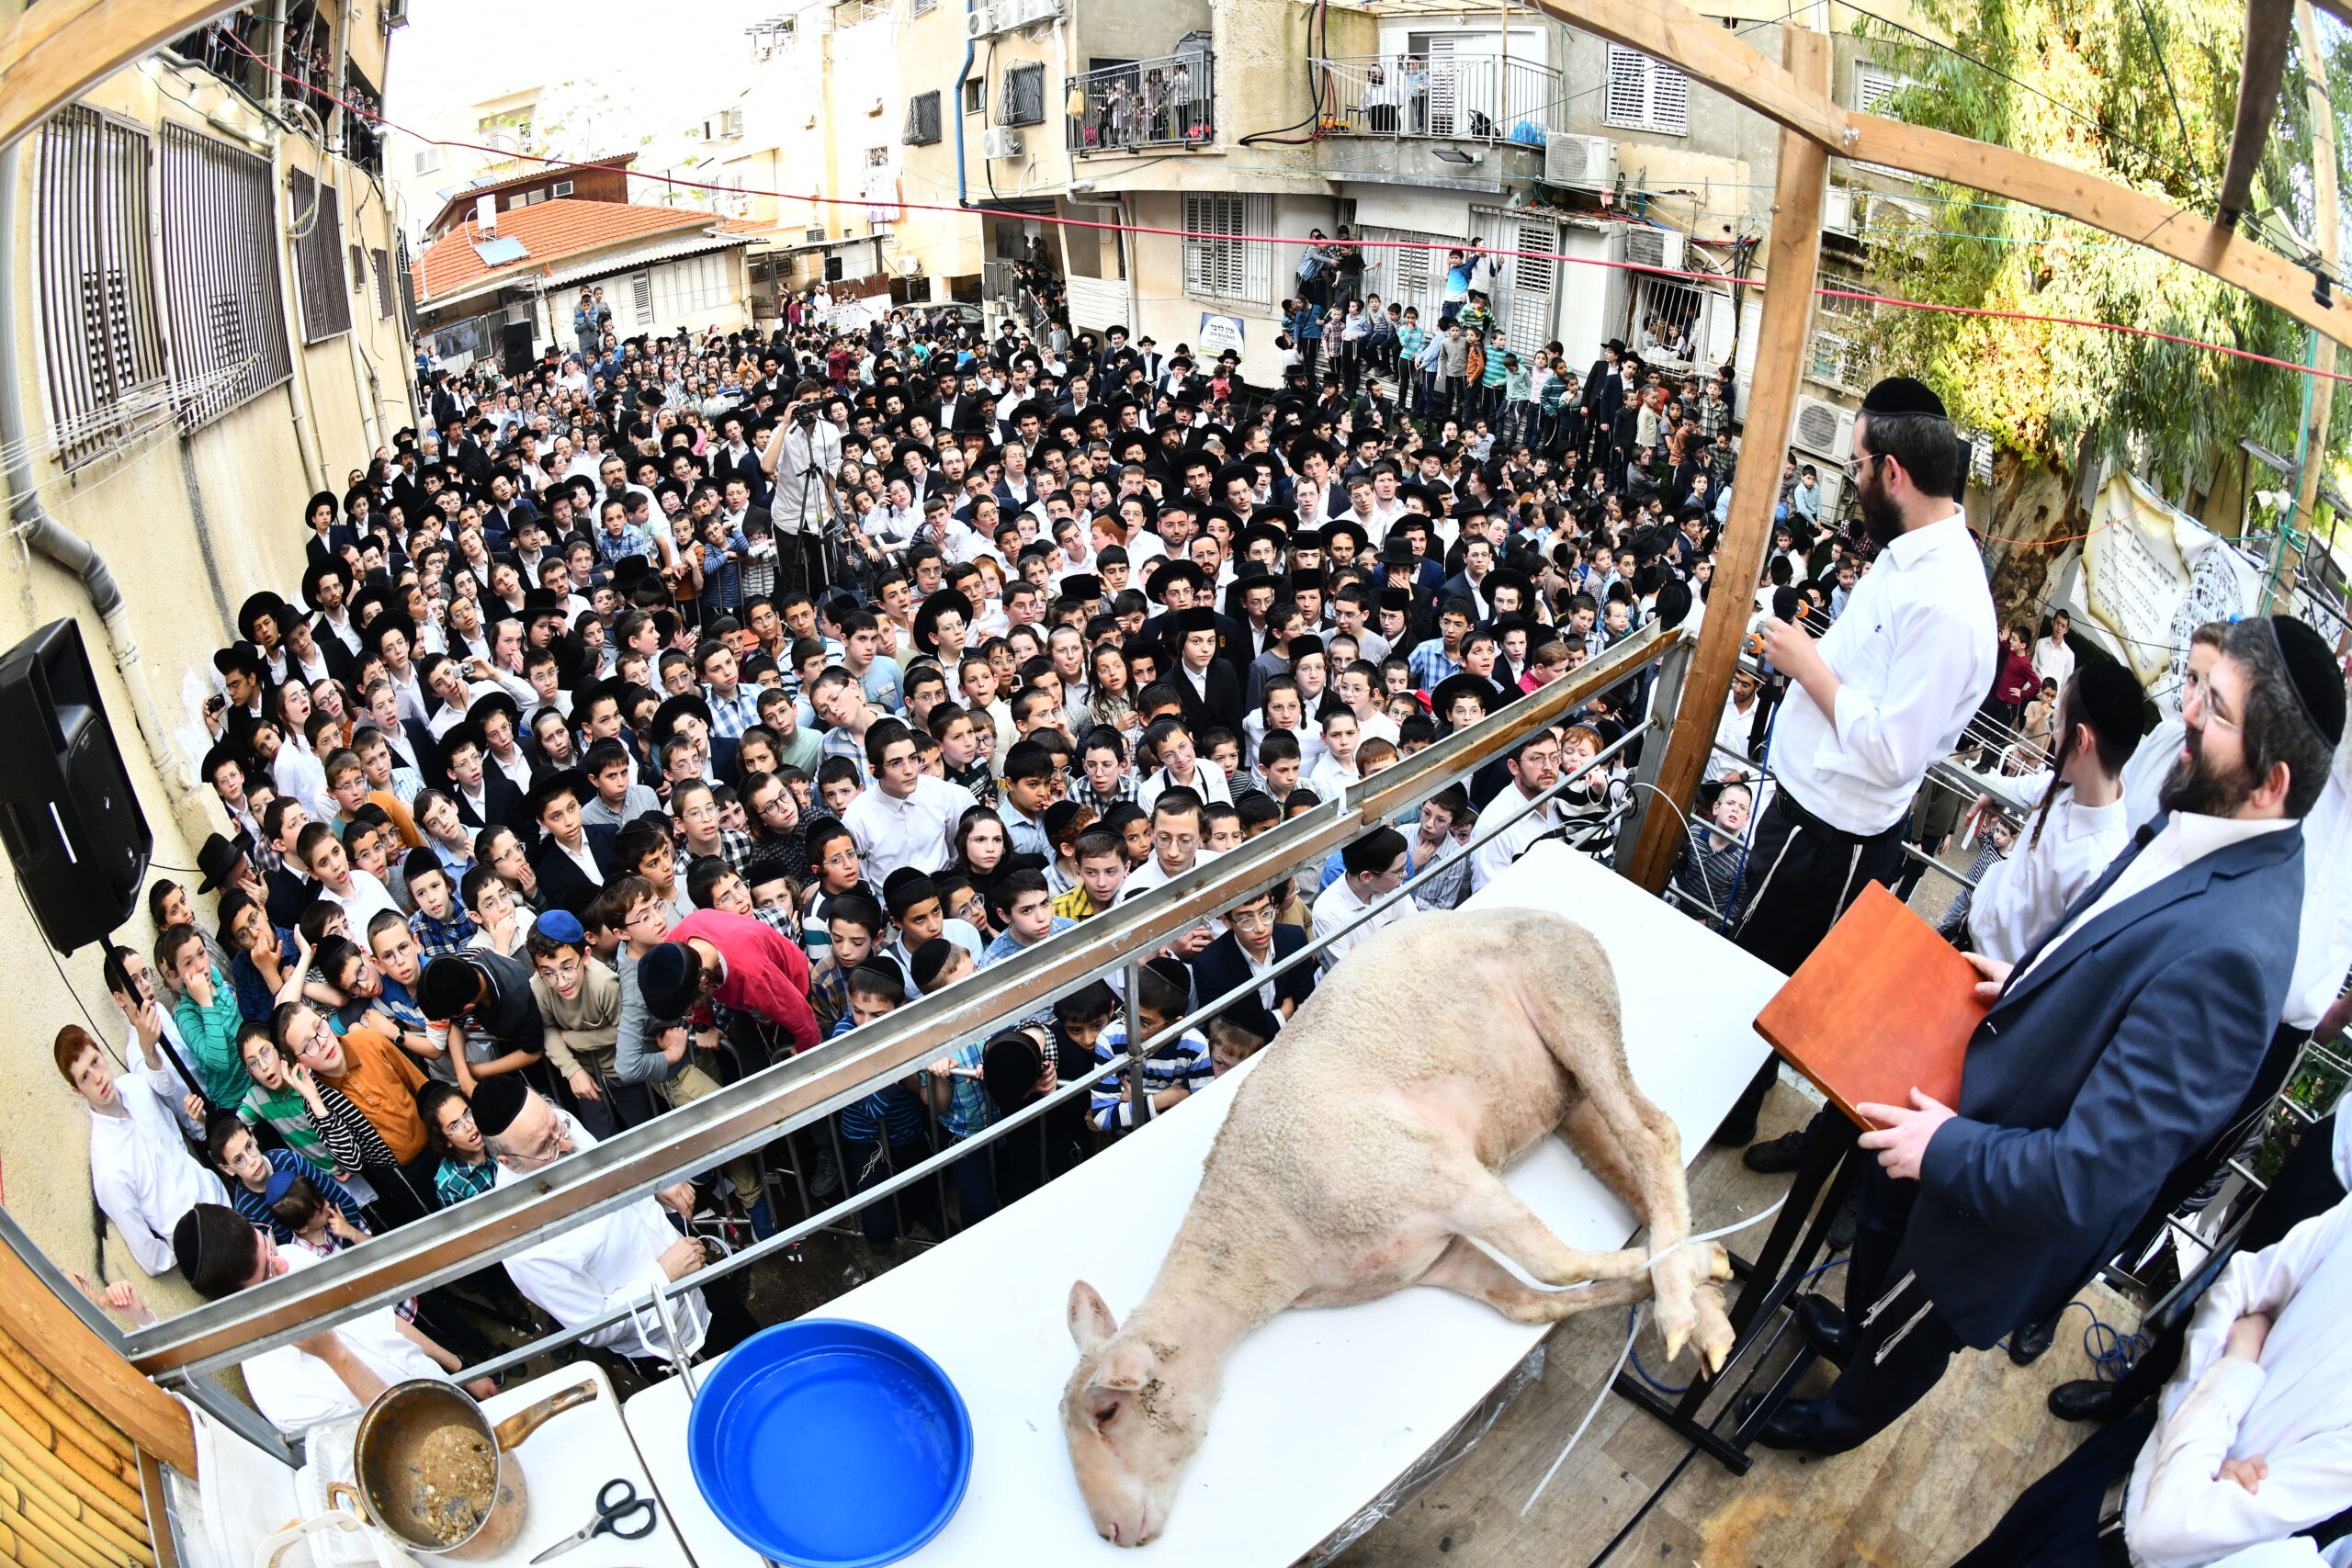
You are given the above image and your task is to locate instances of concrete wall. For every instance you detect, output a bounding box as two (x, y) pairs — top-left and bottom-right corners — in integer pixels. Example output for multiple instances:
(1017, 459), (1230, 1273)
(4, 56), (411, 1312)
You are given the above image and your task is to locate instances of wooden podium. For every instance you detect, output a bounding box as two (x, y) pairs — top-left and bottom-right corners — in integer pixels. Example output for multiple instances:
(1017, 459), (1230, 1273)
(1611, 884), (1988, 1474)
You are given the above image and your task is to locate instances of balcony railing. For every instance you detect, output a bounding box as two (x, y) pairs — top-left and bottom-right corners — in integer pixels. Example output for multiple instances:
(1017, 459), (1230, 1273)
(1067, 51), (1216, 152)
(1310, 53), (1565, 143)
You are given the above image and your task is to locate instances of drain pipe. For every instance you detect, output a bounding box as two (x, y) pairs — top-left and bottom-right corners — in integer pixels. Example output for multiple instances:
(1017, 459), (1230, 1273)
(0, 144), (206, 832)
(955, 0), (978, 212)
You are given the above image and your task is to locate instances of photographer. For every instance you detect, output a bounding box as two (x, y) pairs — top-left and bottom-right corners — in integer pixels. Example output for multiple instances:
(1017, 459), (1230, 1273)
(759, 381), (842, 597)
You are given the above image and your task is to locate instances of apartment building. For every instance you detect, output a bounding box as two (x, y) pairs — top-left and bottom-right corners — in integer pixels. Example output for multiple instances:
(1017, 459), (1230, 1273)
(0, 0), (413, 1292)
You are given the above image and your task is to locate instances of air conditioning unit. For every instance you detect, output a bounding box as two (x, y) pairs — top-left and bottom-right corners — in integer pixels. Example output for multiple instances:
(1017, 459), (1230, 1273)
(966, 4), (998, 36)
(1543, 132), (1615, 190)
(895, 255), (922, 276)
(1790, 393), (1858, 462)
(1822, 186), (1855, 236)
(983, 127), (1026, 159)
(1621, 225), (1684, 273)
(1018, 0), (1063, 23)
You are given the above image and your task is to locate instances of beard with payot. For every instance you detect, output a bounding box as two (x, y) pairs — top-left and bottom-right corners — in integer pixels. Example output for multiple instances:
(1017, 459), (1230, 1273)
(2158, 716), (2258, 818)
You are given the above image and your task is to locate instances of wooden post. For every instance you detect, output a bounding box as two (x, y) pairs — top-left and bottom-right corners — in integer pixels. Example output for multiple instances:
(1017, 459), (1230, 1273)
(1626, 26), (1829, 892)
(0, 1246), (194, 1478)
(2278, 0), (2340, 604)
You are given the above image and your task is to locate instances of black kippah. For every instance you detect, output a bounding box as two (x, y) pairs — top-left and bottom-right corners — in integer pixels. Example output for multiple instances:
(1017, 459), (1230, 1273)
(2072, 662), (2144, 750)
(1859, 376), (1947, 419)
(470, 1075), (530, 1139)
(2267, 615), (2347, 747)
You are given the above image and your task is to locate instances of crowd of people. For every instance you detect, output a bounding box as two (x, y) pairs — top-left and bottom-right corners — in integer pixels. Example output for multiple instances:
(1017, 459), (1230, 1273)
(48, 270), (2352, 1566)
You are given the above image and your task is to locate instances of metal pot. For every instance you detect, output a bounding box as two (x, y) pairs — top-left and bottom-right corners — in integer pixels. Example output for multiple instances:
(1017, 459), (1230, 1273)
(331, 1378), (598, 1559)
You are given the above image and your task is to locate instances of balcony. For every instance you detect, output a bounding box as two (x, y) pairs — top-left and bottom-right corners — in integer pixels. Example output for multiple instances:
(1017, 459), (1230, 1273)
(1066, 51), (1216, 153)
(1309, 52), (1564, 143)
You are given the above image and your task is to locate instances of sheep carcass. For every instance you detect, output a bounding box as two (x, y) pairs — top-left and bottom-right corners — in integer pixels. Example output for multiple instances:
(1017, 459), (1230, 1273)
(1061, 907), (1734, 1547)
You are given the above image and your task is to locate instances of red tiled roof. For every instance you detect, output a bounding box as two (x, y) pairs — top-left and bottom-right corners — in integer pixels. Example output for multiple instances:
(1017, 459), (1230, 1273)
(411, 198), (719, 304)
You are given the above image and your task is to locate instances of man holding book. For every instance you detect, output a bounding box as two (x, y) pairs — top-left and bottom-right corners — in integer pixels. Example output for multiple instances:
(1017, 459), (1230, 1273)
(1756, 615), (2342, 1456)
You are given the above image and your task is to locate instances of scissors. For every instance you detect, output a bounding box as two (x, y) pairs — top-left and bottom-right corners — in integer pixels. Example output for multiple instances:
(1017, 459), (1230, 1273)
(528, 1477), (659, 1562)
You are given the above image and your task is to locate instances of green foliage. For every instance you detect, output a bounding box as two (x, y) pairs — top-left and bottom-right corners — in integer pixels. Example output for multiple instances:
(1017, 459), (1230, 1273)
(1854, 0), (2347, 492)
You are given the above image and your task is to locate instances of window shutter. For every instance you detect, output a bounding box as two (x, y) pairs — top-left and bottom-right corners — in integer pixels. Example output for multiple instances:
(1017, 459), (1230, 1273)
(1650, 62), (1689, 134)
(1505, 217), (1556, 348)
(36, 106), (169, 468)
(904, 91), (942, 144)
(1606, 43), (1688, 134)
(632, 272), (655, 324)
(369, 247), (395, 320)
(1855, 62), (1896, 113)
(159, 124), (293, 430)
(290, 169), (353, 343)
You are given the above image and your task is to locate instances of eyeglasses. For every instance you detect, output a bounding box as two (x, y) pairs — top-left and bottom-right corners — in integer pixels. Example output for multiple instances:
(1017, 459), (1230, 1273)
(1843, 451), (1884, 483)
(2183, 669), (2243, 734)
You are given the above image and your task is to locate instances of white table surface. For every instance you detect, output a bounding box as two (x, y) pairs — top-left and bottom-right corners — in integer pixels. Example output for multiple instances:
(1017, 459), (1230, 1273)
(624, 843), (1782, 1568)
(476, 1364), (695, 1568)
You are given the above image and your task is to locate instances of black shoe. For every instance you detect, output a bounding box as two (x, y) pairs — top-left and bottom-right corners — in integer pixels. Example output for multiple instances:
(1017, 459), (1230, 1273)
(2048, 1380), (2125, 1423)
(1792, 1293), (1855, 1367)
(1826, 1187), (1860, 1252)
(2007, 1308), (2062, 1366)
(1750, 1396), (1826, 1452)
(1710, 1109), (1758, 1149)
(808, 1145), (842, 1200)
(1742, 1129), (1811, 1174)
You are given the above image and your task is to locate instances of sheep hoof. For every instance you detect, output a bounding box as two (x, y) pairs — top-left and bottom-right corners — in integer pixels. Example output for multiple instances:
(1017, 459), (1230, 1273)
(1660, 1323), (1689, 1362)
(1708, 1243), (1734, 1280)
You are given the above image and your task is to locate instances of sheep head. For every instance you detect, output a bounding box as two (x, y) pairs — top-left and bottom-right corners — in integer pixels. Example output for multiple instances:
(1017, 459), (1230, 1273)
(1060, 1280), (1215, 1548)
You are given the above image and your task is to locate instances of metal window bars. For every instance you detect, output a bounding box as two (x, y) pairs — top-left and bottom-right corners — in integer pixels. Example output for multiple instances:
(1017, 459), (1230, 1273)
(113, 625), (1673, 1392)
(1307, 53), (1566, 143)
(1066, 51), (1215, 152)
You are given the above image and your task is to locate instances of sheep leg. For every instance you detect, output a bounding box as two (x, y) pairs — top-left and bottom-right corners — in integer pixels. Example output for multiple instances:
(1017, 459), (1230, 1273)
(1559, 1096), (1734, 1371)
(1419, 1235), (1652, 1324)
(1442, 1164), (1653, 1286)
(1519, 987), (1722, 1370)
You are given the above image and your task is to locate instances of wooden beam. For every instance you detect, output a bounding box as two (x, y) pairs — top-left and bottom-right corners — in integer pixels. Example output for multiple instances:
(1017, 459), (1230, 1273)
(1628, 28), (1831, 892)
(0, 0), (248, 155)
(2280, 0), (2341, 604)
(0, 1246), (192, 1479)
(2220, 0), (2298, 227)
(1527, 0), (2352, 353)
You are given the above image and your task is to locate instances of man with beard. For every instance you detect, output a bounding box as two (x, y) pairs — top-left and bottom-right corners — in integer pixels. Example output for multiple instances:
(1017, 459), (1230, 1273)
(1715, 377), (1997, 1152)
(1754, 614), (2340, 1458)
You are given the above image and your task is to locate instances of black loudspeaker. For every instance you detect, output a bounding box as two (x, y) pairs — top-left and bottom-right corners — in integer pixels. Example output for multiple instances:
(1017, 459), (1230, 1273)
(0, 620), (151, 953)
(500, 321), (534, 376)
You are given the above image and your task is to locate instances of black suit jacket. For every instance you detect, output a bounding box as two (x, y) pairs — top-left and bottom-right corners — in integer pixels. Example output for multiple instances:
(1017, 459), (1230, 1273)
(530, 824), (620, 919)
(1170, 659), (1244, 739)
(454, 773), (535, 844)
(1190, 925), (1315, 1041)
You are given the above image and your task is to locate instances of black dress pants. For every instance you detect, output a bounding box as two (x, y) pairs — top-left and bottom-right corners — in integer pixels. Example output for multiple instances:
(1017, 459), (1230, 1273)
(1951, 1406), (2154, 1567)
(1795, 1166), (1968, 1452)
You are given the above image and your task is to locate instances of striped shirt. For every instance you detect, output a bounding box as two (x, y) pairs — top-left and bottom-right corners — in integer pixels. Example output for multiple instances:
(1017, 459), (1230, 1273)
(1090, 1020), (1214, 1134)
(1408, 637), (1464, 692)
(1396, 324), (1430, 364)
(831, 1016), (933, 1146)
(230, 1148), (360, 1243)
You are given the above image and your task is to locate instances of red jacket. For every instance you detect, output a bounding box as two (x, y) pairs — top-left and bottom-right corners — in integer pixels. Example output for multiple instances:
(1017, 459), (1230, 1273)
(672, 909), (822, 1056)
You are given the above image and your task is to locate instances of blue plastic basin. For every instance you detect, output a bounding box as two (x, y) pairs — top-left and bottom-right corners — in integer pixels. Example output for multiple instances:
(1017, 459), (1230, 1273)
(686, 1319), (973, 1568)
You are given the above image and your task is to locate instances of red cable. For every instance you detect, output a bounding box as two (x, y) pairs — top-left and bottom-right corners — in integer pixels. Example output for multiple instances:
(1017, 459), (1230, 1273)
(224, 28), (2352, 386)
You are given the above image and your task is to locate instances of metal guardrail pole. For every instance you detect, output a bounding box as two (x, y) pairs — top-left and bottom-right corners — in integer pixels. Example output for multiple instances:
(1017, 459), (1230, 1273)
(1124, 955), (1151, 1130)
(1615, 630), (1692, 875)
(162, 1370), (300, 1467)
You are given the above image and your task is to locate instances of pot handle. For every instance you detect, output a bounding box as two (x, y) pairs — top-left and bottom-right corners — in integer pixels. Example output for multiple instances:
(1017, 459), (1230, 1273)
(324, 1481), (368, 1523)
(490, 1379), (599, 1450)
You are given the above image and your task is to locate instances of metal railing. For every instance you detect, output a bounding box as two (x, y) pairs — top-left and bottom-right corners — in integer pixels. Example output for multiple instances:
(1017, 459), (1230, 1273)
(1308, 54), (1566, 143)
(116, 625), (1678, 1387)
(1067, 51), (1215, 152)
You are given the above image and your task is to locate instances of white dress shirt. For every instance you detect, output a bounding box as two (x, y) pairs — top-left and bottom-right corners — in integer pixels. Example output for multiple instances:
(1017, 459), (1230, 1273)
(89, 1061), (229, 1276)
(242, 1247), (451, 1433)
(2282, 731), (2352, 1032)
(1310, 874), (1413, 976)
(2123, 1116), (2352, 1568)
(1769, 512), (1996, 835)
(1469, 784), (1565, 892)
(324, 868), (403, 934)
(1967, 776), (2131, 966)
(2031, 634), (2076, 690)
(495, 1117), (708, 1363)
(1710, 695), (1763, 781)
(2121, 715), (2188, 836)
(2015, 812), (2298, 986)
(843, 774), (980, 883)
(1136, 758), (1231, 815)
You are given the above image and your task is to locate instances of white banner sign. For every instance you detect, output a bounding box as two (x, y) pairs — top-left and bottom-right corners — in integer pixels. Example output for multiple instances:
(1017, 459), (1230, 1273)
(1196, 311), (1246, 359)
(2075, 469), (2265, 716)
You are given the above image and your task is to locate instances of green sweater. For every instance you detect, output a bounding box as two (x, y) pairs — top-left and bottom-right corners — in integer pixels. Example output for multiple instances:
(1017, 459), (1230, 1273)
(174, 967), (252, 1108)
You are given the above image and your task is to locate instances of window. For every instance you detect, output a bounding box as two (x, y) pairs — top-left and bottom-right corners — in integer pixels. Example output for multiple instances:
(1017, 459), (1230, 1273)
(552, 178), (574, 197)
(962, 76), (986, 115)
(159, 125), (292, 429)
(1807, 329), (1858, 388)
(289, 169), (353, 343)
(1854, 61), (1899, 113)
(413, 146), (441, 175)
(904, 90), (943, 145)
(508, 187), (548, 209)
(369, 247), (396, 321)
(1001, 62), (1046, 126)
(912, 0), (937, 13)
(1182, 192), (1272, 304)
(36, 107), (168, 468)
(1604, 44), (1689, 135)
(631, 272), (655, 325)
(867, 146), (891, 168)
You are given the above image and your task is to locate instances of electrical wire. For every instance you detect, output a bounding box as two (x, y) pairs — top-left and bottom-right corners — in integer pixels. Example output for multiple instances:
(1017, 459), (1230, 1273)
(226, 28), (2352, 386)
(1624, 1253), (1852, 1395)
